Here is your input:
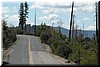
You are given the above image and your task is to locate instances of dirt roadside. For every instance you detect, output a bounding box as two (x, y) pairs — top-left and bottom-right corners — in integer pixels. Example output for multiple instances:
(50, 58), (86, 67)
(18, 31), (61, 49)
(2, 37), (20, 63)
(42, 43), (76, 65)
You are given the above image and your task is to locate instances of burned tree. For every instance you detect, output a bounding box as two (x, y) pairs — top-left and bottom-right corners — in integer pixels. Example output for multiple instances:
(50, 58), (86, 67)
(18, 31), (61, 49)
(34, 8), (36, 34)
(72, 14), (75, 38)
(95, 2), (99, 43)
(69, 2), (74, 41)
(57, 19), (62, 33)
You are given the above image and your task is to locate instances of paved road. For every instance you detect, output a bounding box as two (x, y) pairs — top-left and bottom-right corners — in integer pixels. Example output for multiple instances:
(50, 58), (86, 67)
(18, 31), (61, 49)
(8, 35), (62, 65)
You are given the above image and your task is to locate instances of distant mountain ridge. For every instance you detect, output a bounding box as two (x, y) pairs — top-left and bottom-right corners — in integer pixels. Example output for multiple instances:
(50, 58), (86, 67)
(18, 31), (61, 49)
(18, 25), (96, 38)
(54, 27), (96, 38)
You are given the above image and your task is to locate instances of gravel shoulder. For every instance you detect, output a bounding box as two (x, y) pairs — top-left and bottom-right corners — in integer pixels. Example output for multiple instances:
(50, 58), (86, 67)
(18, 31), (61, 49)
(2, 37), (20, 63)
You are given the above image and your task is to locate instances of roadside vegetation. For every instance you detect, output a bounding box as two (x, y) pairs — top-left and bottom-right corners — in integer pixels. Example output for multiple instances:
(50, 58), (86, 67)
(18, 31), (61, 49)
(2, 1), (99, 65)
(34, 23), (98, 65)
(2, 19), (17, 50)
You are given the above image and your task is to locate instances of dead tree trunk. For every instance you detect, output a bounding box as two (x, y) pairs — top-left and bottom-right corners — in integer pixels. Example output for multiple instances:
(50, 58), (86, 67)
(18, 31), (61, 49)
(34, 8), (36, 34)
(69, 2), (74, 41)
(72, 14), (75, 38)
(96, 2), (99, 43)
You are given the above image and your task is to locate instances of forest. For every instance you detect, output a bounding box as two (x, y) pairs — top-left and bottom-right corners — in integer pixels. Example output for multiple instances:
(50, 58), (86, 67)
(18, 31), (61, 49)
(2, 1), (99, 65)
(34, 23), (98, 65)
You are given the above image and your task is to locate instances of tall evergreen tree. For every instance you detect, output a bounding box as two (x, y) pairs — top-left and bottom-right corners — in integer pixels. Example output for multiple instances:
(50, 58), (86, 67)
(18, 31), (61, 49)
(19, 2), (29, 32)
(24, 1), (29, 31)
(19, 2), (24, 30)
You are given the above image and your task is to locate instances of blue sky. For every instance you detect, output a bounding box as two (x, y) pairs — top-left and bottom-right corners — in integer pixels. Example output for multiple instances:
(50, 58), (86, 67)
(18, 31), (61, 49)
(1, 0), (98, 30)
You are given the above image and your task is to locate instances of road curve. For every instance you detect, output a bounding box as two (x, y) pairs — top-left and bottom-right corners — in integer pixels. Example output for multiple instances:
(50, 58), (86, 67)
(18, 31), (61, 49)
(8, 35), (62, 65)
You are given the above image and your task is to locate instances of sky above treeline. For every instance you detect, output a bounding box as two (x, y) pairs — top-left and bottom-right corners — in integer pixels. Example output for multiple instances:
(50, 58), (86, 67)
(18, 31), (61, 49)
(1, 0), (99, 30)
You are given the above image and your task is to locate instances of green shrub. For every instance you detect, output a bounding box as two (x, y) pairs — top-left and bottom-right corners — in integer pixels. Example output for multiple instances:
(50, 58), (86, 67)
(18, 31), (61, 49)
(3, 20), (17, 49)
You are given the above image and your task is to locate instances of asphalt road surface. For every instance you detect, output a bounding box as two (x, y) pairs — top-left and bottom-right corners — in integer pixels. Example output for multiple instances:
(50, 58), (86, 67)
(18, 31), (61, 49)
(8, 35), (62, 65)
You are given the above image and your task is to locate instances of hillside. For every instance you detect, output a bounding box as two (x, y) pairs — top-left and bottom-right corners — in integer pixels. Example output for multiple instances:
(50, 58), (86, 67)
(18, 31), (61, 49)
(54, 27), (96, 38)
(18, 25), (96, 38)
(34, 24), (98, 65)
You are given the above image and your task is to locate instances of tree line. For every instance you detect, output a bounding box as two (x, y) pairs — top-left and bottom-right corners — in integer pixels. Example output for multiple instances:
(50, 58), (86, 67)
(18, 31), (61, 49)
(17, 1), (98, 65)
(2, 1), (98, 65)
(19, 1), (29, 32)
(3, 19), (17, 49)
(34, 23), (98, 65)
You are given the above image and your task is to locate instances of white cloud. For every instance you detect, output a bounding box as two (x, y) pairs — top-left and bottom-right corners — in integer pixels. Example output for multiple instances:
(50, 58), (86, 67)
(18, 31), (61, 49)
(12, 7), (18, 13)
(2, 7), (10, 14)
(5, 14), (18, 22)
(10, 15), (18, 20)
(30, 0), (72, 14)
(42, 8), (71, 15)
(39, 16), (47, 21)
(87, 25), (96, 30)
(42, 9), (50, 14)
(39, 14), (58, 22)
(30, 0), (96, 14)
(49, 14), (58, 20)
(83, 17), (90, 22)
(42, 8), (58, 14)
(3, 14), (19, 27)
(39, 14), (66, 27)
(30, 0), (80, 10)
(61, 23), (70, 29)
(76, 6), (94, 13)
(2, 6), (18, 14)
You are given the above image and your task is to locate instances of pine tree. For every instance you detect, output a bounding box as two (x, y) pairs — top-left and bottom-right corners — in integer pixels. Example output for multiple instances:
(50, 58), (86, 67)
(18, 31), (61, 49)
(19, 2), (29, 32)
(24, 1), (29, 31)
(19, 2), (24, 30)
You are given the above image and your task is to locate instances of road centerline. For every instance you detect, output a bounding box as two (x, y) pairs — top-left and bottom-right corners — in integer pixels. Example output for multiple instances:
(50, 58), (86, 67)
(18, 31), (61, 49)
(28, 36), (33, 64)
